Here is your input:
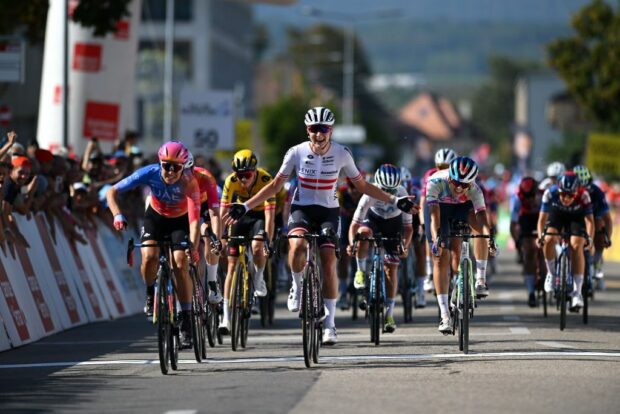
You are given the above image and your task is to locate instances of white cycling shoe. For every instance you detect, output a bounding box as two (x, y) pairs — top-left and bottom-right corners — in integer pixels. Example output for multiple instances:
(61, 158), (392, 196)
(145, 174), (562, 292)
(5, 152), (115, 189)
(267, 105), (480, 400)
(287, 287), (301, 312)
(322, 327), (338, 345)
(254, 278), (268, 297)
(544, 273), (554, 293)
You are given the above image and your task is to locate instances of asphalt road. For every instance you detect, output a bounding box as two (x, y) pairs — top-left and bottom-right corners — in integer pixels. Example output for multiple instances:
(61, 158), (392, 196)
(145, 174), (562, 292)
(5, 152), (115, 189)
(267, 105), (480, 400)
(1, 253), (620, 414)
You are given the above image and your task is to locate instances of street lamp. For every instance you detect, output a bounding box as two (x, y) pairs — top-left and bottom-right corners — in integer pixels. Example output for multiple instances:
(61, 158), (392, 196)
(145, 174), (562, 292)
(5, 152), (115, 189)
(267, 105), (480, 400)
(302, 6), (401, 126)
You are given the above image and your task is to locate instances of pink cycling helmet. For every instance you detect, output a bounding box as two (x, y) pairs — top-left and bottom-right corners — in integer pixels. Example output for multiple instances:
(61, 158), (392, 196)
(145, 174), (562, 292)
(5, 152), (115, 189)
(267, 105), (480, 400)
(158, 141), (189, 164)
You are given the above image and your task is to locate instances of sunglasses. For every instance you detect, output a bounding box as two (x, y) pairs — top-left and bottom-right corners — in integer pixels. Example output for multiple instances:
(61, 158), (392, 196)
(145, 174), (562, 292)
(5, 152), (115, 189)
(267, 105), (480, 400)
(161, 162), (183, 173)
(559, 191), (576, 199)
(308, 124), (332, 134)
(236, 171), (254, 180)
(449, 179), (470, 190)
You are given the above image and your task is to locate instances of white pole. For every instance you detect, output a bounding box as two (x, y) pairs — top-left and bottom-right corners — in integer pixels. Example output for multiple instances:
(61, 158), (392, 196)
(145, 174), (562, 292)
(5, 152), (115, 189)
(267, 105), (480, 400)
(63, 0), (69, 147)
(163, 0), (175, 141)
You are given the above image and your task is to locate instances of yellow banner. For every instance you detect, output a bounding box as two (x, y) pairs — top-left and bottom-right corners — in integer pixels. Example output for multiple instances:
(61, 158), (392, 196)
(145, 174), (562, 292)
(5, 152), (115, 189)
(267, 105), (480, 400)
(586, 133), (620, 176)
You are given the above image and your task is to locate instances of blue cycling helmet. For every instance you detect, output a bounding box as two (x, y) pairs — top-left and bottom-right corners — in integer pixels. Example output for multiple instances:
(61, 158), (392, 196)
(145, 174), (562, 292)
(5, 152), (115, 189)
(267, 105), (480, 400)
(449, 156), (478, 184)
(374, 163), (401, 189)
(558, 172), (579, 194)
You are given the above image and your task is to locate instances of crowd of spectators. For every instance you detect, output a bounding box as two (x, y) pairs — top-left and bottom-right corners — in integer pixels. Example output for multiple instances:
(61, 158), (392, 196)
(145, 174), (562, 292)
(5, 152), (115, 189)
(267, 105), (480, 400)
(0, 130), (223, 253)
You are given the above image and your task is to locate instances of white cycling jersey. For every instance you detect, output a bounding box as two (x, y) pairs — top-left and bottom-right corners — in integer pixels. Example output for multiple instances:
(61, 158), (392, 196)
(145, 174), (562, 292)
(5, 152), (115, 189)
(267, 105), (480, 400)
(353, 185), (412, 224)
(277, 141), (363, 208)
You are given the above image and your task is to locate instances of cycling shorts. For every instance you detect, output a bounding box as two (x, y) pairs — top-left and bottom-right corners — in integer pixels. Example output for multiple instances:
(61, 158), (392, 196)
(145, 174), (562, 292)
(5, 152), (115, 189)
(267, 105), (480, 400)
(518, 213), (539, 238)
(288, 204), (340, 248)
(361, 211), (402, 263)
(546, 210), (586, 237)
(228, 210), (265, 257)
(424, 201), (473, 247)
(141, 206), (189, 250)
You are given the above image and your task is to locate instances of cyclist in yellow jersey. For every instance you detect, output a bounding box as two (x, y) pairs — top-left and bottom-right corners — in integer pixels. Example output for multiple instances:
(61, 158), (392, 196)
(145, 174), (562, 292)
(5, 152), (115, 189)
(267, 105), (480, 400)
(218, 149), (275, 334)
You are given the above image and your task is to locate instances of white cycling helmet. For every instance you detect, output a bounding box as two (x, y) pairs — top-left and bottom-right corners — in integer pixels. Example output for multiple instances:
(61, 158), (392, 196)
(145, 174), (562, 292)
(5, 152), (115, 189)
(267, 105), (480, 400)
(184, 151), (194, 169)
(546, 161), (565, 178)
(304, 106), (335, 126)
(374, 164), (401, 189)
(435, 148), (457, 167)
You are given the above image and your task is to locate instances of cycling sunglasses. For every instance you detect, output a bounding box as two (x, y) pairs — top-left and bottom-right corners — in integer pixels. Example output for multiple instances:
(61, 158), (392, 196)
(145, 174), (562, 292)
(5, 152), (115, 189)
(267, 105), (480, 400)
(559, 191), (576, 199)
(307, 124), (332, 134)
(161, 162), (183, 173)
(449, 179), (470, 190)
(236, 171), (254, 180)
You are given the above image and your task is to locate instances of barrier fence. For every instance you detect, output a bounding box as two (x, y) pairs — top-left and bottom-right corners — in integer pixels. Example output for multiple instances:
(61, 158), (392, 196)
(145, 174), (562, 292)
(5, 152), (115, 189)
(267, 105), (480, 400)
(0, 213), (143, 352)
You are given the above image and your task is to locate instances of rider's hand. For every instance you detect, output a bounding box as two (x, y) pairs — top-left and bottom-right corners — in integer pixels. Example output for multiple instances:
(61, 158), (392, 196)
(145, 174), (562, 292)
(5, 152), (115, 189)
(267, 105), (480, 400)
(488, 237), (498, 256)
(190, 249), (200, 264)
(113, 214), (128, 231)
(537, 236), (545, 248)
(400, 245), (410, 258)
(346, 244), (354, 256)
(210, 239), (222, 255)
(394, 196), (418, 214)
(229, 203), (248, 221)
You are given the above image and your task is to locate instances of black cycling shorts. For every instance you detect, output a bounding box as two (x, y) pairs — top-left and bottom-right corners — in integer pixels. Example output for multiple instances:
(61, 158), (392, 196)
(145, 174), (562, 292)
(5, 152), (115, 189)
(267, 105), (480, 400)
(361, 211), (402, 262)
(546, 210), (586, 237)
(228, 210), (265, 256)
(518, 213), (539, 238)
(288, 204), (340, 248)
(141, 206), (189, 250)
(424, 201), (473, 247)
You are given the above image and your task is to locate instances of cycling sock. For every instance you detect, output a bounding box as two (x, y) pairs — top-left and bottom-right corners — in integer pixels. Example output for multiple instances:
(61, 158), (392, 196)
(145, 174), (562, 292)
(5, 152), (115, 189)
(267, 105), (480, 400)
(146, 284), (155, 297)
(324, 298), (337, 329)
(223, 299), (230, 322)
(291, 271), (303, 290)
(593, 251), (603, 269)
(386, 298), (395, 317)
(476, 259), (487, 281)
(525, 274), (535, 294)
(425, 256), (432, 277)
(253, 263), (265, 283)
(437, 294), (449, 318)
(180, 302), (192, 312)
(573, 274), (584, 294)
(206, 263), (218, 282)
(545, 259), (556, 276)
(356, 257), (367, 272)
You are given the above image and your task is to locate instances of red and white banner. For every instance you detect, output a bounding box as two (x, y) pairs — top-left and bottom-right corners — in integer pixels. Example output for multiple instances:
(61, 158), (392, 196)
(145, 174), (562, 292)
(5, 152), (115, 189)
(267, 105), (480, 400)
(0, 214), (144, 351)
(36, 0), (142, 154)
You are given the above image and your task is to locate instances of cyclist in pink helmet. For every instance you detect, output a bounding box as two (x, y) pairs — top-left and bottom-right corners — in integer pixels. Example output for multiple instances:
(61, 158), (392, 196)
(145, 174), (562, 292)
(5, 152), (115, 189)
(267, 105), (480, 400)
(107, 140), (201, 349)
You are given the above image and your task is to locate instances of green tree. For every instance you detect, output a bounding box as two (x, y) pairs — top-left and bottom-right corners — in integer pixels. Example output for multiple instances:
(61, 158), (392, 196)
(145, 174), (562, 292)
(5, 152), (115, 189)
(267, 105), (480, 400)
(471, 55), (541, 163)
(0, 0), (131, 42)
(547, 0), (620, 131)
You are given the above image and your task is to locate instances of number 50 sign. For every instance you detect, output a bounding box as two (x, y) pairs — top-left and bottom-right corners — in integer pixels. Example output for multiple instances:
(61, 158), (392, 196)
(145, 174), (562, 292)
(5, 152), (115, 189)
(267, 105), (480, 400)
(178, 89), (234, 152)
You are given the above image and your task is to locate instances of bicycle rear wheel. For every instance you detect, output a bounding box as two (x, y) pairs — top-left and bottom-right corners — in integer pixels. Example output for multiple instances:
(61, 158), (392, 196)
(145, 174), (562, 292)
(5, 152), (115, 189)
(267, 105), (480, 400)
(559, 254), (568, 331)
(302, 267), (314, 368)
(157, 271), (171, 375)
(231, 261), (242, 351)
(240, 264), (252, 349)
(370, 264), (381, 346)
(205, 303), (216, 348)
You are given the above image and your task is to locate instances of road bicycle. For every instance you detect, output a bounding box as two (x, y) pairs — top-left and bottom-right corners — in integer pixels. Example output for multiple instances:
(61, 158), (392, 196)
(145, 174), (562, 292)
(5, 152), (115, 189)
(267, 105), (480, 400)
(287, 232), (325, 368)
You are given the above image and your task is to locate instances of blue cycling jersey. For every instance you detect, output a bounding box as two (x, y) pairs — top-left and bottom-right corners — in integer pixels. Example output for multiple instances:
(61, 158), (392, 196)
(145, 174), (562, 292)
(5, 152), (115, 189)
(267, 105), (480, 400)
(586, 183), (609, 218)
(541, 185), (593, 216)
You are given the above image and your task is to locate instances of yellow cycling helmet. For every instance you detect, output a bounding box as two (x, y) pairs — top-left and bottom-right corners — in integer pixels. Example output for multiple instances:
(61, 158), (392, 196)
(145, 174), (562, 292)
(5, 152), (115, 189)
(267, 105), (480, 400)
(232, 149), (258, 172)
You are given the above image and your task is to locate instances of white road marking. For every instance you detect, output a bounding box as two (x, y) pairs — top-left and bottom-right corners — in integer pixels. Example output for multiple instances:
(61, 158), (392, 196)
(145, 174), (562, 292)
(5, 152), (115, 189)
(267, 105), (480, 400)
(502, 315), (521, 321)
(509, 327), (531, 335)
(497, 292), (514, 300)
(499, 305), (516, 312)
(31, 340), (138, 346)
(165, 411), (197, 414)
(2, 351), (619, 369)
(536, 341), (576, 349)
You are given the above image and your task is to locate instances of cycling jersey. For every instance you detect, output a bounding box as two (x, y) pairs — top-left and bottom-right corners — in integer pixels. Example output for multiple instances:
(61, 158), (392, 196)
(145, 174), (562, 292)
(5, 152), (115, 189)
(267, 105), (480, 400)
(510, 191), (542, 222)
(276, 142), (363, 208)
(585, 183), (609, 218)
(541, 185), (593, 216)
(221, 167), (276, 212)
(113, 164), (200, 223)
(425, 169), (486, 213)
(193, 166), (220, 210)
(353, 185), (412, 225)
(421, 167), (438, 198)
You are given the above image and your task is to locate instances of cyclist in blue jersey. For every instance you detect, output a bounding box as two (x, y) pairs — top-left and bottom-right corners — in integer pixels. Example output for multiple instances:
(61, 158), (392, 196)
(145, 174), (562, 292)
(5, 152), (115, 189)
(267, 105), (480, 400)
(538, 172), (595, 311)
(574, 165), (613, 288)
(106, 141), (201, 348)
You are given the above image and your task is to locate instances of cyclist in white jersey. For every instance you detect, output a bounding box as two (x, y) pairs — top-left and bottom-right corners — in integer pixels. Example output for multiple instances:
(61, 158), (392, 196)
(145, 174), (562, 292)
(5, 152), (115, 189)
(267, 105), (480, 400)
(224, 106), (417, 345)
(348, 164), (413, 333)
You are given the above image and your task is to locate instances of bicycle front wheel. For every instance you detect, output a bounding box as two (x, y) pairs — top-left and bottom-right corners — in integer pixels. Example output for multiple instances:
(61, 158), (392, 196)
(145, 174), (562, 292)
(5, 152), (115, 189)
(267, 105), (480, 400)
(231, 261), (243, 351)
(559, 254), (568, 331)
(190, 269), (204, 363)
(157, 271), (170, 375)
(312, 270), (322, 364)
(302, 266), (314, 368)
(460, 259), (472, 354)
(370, 264), (381, 346)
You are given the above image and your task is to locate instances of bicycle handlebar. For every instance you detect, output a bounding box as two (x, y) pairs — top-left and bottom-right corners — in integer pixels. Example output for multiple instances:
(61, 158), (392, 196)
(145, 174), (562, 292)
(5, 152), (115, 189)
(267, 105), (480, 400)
(126, 238), (193, 267)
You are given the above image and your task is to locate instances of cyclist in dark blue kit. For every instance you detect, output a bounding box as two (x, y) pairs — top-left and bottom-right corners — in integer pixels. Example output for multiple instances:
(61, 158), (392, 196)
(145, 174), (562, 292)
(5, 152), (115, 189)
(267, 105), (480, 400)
(538, 172), (595, 311)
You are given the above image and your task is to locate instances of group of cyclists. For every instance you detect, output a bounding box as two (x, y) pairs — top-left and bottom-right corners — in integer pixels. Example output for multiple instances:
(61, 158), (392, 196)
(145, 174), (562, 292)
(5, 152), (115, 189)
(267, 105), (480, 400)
(105, 105), (613, 350)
